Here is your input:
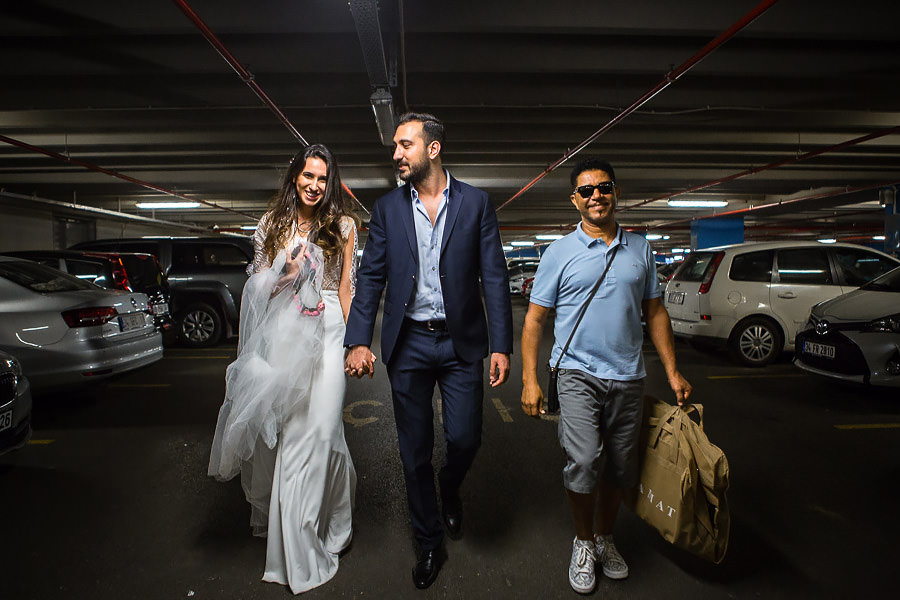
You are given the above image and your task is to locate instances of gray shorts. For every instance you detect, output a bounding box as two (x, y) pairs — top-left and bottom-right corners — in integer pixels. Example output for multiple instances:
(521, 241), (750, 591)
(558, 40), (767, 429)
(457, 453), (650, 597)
(557, 369), (644, 493)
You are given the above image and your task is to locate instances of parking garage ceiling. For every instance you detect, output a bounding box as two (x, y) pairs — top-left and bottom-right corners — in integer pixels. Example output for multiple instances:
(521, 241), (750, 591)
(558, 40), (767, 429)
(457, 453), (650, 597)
(1, 0), (898, 251)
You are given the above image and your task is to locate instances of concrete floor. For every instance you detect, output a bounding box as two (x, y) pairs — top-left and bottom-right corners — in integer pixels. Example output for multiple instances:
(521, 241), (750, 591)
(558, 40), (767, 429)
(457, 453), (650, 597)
(2, 297), (898, 599)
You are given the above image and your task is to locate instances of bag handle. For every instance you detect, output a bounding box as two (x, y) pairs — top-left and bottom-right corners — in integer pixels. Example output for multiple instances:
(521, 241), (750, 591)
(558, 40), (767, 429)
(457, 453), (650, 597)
(551, 243), (619, 372)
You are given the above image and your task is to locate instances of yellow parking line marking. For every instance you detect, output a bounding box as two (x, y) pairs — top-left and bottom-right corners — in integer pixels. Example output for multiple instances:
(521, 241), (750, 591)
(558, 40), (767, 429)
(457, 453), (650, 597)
(109, 383), (172, 388)
(492, 398), (514, 423)
(27, 439), (55, 445)
(162, 356), (231, 360)
(834, 423), (900, 430)
(707, 374), (806, 380)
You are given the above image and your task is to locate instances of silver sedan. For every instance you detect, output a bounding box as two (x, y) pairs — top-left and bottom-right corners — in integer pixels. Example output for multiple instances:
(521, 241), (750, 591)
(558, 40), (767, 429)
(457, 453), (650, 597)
(0, 349), (31, 455)
(0, 257), (163, 391)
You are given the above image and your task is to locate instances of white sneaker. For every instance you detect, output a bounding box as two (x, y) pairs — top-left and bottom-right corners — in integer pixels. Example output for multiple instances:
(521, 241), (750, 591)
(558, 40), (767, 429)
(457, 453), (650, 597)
(568, 537), (597, 594)
(594, 534), (629, 580)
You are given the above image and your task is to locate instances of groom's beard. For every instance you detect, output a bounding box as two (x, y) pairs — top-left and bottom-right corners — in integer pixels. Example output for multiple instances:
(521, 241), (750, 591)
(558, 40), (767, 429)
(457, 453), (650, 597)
(396, 156), (429, 185)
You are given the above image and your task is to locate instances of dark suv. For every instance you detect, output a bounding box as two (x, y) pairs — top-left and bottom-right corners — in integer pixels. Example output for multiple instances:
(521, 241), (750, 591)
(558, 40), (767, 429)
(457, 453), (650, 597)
(70, 237), (252, 347)
(2, 249), (175, 340)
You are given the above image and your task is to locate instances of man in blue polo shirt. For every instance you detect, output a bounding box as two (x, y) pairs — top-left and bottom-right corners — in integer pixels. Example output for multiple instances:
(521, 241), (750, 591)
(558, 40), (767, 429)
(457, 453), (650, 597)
(521, 158), (692, 594)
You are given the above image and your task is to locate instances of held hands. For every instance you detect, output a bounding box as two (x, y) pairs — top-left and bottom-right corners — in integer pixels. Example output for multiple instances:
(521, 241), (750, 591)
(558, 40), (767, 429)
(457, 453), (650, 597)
(489, 352), (510, 388)
(344, 345), (377, 379)
(520, 380), (544, 417)
(668, 370), (693, 406)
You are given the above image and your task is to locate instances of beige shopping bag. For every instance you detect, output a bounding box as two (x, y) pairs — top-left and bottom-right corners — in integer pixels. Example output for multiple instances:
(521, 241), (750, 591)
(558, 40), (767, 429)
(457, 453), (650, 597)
(624, 397), (730, 564)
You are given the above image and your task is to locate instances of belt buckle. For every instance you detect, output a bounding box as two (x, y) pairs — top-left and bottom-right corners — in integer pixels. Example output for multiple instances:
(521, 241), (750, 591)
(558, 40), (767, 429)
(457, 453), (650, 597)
(426, 319), (438, 332)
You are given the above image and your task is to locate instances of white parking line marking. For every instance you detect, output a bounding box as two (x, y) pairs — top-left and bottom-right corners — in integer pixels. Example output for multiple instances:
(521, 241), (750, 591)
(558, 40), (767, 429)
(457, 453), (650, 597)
(492, 398), (514, 423)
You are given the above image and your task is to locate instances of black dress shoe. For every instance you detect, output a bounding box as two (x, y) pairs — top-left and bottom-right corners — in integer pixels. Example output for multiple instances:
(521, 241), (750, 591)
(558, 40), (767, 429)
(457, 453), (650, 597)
(412, 547), (446, 589)
(442, 495), (463, 540)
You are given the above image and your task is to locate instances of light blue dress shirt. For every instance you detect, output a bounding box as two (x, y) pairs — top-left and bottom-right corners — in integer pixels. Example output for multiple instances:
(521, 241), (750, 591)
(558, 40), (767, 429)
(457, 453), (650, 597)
(405, 171), (451, 321)
(529, 224), (660, 380)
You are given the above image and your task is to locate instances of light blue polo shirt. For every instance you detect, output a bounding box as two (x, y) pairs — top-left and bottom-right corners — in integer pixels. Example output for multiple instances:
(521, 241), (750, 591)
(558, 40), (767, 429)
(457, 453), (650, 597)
(529, 224), (660, 381)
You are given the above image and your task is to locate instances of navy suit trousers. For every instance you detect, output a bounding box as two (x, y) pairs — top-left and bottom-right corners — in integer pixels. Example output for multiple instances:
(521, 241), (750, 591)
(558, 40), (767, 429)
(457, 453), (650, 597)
(387, 321), (484, 550)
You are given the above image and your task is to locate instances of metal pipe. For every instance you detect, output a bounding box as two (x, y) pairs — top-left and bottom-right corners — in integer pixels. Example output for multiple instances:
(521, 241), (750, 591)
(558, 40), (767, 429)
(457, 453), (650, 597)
(170, 0), (367, 213)
(0, 189), (212, 233)
(652, 179), (900, 229)
(621, 125), (900, 212)
(0, 134), (257, 219)
(497, 0), (781, 211)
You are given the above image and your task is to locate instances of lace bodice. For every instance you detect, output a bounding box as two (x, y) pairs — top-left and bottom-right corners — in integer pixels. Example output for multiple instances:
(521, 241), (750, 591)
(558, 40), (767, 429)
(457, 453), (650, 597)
(248, 213), (358, 295)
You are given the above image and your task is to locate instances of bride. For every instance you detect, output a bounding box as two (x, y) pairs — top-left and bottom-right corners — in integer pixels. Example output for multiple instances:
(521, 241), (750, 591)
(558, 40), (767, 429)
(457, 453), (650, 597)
(208, 144), (362, 594)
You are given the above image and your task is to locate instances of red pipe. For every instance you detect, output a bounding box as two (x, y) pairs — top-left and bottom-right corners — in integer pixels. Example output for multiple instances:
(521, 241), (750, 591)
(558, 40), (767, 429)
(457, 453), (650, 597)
(171, 0), (364, 209)
(497, 0), (781, 212)
(652, 179), (900, 229)
(621, 125), (900, 212)
(0, 134), (257, 219)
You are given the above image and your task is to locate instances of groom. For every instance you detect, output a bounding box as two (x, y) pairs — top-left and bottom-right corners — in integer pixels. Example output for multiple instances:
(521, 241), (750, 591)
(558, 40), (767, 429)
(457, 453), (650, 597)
(344, 112), (513, 588)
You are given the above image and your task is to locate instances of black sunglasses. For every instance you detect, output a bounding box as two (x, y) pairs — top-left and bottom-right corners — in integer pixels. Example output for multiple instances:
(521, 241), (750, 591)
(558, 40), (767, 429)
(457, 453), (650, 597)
(574, 181), (615, 199)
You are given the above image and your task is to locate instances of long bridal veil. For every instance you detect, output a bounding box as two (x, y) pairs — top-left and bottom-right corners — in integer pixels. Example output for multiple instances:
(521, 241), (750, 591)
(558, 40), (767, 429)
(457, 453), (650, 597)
(209, 241), (326, 481)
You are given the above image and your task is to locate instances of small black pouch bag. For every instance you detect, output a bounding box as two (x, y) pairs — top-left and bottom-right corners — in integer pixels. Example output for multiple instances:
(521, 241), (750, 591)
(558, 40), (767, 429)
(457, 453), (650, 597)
(545, 245), (618, 414)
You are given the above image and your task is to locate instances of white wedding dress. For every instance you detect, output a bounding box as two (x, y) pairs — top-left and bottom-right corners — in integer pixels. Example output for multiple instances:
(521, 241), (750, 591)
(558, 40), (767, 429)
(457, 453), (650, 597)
(209, 215), (357, 594)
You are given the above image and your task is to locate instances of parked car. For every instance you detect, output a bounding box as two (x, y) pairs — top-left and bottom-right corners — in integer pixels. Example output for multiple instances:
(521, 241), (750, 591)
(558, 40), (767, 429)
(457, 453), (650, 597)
(656, 262), (680, 285)
(664, 241), (900, 366)
(508, 262), (539, 294)
(521, 275), (535, 298)
(0, 257), (163, 391)
(794, 266), (900, 387)
(71, 236), (252, 347)
(0, 349), (32, 456)
(2, 250), (174, 340)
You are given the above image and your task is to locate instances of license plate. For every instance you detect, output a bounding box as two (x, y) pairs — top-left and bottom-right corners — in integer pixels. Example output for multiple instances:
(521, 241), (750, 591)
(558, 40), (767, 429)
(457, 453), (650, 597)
(118, 313), (145, 331)
(0, 409), (12, 432)
(667, 291), (685, 305)
(150, 302), (169, 315)
(803, 341), (836, 359)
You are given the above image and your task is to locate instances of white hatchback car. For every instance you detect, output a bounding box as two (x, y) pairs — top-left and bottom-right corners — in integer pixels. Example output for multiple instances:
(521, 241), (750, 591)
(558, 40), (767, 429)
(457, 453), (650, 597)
(664, 241), (900, 366)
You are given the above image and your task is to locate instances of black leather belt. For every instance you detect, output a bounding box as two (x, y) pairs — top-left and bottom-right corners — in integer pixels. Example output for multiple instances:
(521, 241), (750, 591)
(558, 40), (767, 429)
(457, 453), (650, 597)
(405, 318), (448, 332)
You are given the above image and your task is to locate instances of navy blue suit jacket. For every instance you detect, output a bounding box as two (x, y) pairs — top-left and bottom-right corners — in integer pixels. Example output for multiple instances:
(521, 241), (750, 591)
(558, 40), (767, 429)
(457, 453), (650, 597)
(344, 175), (513, 366)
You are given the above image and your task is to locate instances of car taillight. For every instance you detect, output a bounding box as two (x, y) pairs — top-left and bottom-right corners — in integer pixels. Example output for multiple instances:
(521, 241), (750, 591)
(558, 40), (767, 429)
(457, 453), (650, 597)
(61, 307), (118, 327)
(698, 252), (725, 295)
(111, 258), (132, 291)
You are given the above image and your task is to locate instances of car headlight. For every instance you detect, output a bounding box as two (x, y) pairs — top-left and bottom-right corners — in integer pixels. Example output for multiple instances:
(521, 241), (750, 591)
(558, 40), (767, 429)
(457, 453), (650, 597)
(863, 313), (900, 333)
(4, 357), (23, 378)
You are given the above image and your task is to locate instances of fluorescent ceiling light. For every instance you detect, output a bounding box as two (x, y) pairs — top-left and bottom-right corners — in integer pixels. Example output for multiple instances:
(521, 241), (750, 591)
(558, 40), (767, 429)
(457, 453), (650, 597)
(502, 245), (513, 251)
(645, 234), (663, 241)
(136, 201), (200, 209)
(240, 225), (258, 230)
(873, 235), (886, 241)
(663, 235), (670, 240)
(667, 199), (728, 208)
(535, 234), (564, 240)
(817, 238), (837, 244)
(510, 241), (535, 246)
(671, 248), (685, 253)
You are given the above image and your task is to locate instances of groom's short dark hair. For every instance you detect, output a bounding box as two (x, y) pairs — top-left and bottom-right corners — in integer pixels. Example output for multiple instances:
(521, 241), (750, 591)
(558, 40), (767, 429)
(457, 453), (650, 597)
(398, 112), (445, 153)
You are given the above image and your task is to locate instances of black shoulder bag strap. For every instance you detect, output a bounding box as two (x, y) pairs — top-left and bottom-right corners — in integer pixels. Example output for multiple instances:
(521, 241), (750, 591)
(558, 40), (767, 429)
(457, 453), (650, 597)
(545, 243), (619, 413)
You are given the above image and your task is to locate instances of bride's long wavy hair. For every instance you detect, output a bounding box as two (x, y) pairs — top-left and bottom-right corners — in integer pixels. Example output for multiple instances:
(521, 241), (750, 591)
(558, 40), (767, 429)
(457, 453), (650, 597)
(262, 144), (355, 263)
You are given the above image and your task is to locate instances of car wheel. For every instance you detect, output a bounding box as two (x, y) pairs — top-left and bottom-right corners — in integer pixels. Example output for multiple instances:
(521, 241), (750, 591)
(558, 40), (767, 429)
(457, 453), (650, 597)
(728, 317), (784, 367)
(179, 302), (222, 347)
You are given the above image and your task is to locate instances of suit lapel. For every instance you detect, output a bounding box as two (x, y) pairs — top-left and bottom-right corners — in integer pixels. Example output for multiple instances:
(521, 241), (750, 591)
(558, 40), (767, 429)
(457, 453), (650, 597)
(397, 184), (419, 264)
(440, 175), (463, 258)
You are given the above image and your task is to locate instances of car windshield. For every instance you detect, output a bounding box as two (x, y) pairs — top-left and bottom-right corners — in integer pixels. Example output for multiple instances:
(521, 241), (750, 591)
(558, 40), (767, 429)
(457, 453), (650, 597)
(670, 252), (717, 282)
(0, 260), (97, 293)
(860, 266), (900, 292)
